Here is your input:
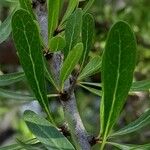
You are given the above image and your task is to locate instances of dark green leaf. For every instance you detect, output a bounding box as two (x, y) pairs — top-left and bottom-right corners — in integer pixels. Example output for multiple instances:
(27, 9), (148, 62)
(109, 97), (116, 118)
(49, 35), (66, 52)
(19, 0), (35, 20)
(81, 13), (94, 68)
(60, 43), (83, 89)
(0, 72), (25, 86)
(12, 9), (52, 121)
(130, 79), (150, 91)
(110, 109), (150, 137)
(100, 21), (137, 147)
(64, 9), (82, 57)
(24, 110), (75, 150)
(78, 56), (101, 80)
(47, 0), (60, 42)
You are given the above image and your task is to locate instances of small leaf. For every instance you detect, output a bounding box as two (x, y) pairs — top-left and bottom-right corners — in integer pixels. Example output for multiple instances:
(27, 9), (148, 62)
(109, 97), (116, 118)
(19, 0), (35, 20)
(79, 84), (102, 96)
(81, 13), (94, 68)
(0, 72), (25, 86)
(0, 88), (58, 101)
(83, 0), (95, 14)
(0, 10), (15, 44)
(59, 0), (78, 28)
(60, 43), (83, 89)
(44, 62), (59, 91)
(110, 109), (150, 137)
(24, 110), (75, 150)
(79, 82), (102, 88)
(107, 142), (150, 150)
(130, 79), (150, 91)
(107, 142), (136, 150)
(0, 138), (42, 150)
(0, 88), (34, 101)
(12, 9), (52, 121)
(100, 21), (137, 148)
(0, 144), (21, 150)
(78, 56), (101, 80)
(49, 35), (66, 52)
(64, 9), (82, 57)
(47, 0), (60, 42)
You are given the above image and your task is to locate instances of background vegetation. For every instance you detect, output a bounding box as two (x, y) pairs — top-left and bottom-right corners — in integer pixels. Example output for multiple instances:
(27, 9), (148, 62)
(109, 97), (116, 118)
(0, 0), (149, 149)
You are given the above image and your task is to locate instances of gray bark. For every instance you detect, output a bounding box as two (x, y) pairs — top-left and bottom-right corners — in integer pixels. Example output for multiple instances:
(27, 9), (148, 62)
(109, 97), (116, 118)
(33, 1), (91, 150)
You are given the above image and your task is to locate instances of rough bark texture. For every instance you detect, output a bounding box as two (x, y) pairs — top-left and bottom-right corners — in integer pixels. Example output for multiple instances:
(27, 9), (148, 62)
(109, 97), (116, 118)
(33, 1), (91, 150)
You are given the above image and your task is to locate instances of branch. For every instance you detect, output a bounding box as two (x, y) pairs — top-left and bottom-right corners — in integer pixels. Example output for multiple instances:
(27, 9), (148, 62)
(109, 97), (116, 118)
(33, 1), (91, 149)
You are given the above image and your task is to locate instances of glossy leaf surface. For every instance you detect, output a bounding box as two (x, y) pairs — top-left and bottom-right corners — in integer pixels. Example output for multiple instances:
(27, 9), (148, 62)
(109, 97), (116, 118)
(60, 43), (83, 89)
(100, 21), (137, 145)
(12, 9), (51, 119)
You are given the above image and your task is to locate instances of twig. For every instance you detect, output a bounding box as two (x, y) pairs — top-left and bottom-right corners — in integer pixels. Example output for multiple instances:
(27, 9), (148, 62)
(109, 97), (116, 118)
(33, 1), (91, 149)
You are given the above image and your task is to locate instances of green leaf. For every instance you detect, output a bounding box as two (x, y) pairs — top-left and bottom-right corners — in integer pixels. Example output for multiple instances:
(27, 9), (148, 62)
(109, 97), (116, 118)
(107, 142), (150, 150)
(79, 82), (102, 88)
(19, 0), (35, 20)
(0, 144), (21, 150)
(60, 43), (83, 89)
(0, 72), (25, 86)
(81, 13), (94, 68)
(107, 142), (136, 150)
(79, 84), (102, 96)
(0, 138), (42, 150)
(100, 21), (137, 148)
(0, 10), (14, 44)
(130, 79), (150, 91)
(0, 88), (58, 101)
(78, 56), (101, 80)
(24, 110), (75, 150)
(0, 88), (34, 101)
(110, 109), (150, 137)
(47, 0), (60, 42)
(83, 0), (95, 14)
(64, 9), (82, 57)
(44, 62), (59, 91)
(12, 9), (52, 121)
(49, 35), (66, 52)
(59, 0), (78, 28)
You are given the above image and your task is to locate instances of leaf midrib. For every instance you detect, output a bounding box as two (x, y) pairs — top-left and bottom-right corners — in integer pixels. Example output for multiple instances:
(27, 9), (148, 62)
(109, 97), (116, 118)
(27, 121), (63, 150)
(112, 113), (150, 136)
(103, 30), (122, 138)
(20, 18), (48, 112)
